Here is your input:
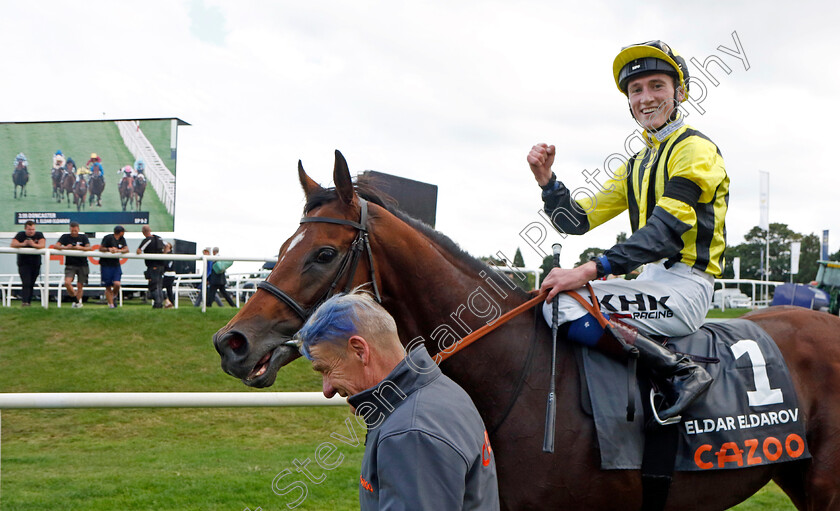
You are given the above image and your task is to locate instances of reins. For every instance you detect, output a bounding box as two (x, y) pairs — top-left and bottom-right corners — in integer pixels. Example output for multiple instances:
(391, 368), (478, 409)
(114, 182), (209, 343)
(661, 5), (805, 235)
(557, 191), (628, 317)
(435, 290), (548, 363)
(435, 284), (609, 363)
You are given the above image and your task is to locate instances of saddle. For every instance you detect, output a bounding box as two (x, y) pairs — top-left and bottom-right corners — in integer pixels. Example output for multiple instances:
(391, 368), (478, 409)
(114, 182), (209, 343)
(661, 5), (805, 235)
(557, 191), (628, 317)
(578, 319), (810, 472)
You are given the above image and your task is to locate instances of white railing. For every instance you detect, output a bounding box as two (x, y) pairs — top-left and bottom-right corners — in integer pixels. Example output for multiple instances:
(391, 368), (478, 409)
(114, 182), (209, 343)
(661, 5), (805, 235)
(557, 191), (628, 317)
(116, 120), (176, 214)
(0, 247), (276, 312)
(713, 278), (784, 310)
(0, 392), (346, 491)
(0, 392), (345, 409)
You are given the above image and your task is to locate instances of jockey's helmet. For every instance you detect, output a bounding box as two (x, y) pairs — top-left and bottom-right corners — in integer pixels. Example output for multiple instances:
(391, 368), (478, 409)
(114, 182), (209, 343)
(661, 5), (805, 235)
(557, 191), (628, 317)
(613, 40), (689, 101)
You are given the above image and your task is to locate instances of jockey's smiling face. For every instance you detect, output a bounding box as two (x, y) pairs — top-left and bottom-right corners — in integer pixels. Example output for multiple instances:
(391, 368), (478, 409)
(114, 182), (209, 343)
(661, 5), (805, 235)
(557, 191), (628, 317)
(627, 72), (684, 131)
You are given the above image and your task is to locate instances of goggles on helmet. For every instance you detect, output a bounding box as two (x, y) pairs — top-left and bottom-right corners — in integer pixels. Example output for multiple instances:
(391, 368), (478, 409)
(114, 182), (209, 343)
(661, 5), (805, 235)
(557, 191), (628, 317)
(613, 40), (689, 101)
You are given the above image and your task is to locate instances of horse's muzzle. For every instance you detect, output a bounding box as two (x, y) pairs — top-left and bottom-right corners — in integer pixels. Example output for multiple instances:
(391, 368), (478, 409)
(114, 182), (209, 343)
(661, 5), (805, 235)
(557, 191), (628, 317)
(213, 329), (300, 387)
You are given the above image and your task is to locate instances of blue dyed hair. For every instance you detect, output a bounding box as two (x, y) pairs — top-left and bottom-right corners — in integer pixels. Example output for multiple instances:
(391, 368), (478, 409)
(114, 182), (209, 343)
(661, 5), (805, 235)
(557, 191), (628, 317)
(298, 294), (361, 360)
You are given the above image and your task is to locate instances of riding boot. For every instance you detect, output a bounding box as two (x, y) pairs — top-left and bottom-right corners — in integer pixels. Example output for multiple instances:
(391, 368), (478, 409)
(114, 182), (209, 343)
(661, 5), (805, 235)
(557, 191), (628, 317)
(592, 321), (712, 423)
(633, 333), (712, 423)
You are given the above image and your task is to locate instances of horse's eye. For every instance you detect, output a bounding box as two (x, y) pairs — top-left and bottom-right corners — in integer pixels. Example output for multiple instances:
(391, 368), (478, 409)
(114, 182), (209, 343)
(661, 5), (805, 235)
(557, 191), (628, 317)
(314, 248), (337, 264)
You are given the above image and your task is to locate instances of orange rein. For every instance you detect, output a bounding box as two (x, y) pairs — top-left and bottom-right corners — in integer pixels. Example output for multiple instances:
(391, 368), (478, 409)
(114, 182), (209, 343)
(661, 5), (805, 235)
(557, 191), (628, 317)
(434, 284), (608, 363)
(435, 290), (548, 363)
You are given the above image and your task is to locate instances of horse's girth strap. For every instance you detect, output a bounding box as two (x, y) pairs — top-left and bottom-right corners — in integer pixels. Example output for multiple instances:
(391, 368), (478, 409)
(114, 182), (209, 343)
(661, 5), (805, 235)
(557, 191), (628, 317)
(435, 290), (548, 363)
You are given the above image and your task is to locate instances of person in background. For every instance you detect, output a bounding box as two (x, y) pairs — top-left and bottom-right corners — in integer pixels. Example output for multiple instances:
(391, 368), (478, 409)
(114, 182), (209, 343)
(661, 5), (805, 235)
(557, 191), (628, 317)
(99, 225), (129, 309)
(298, 291), (500, 511)
(11, 220), (45, 307)
(162, 242), (176, 309)
(54, 221), (92, 308)
(193, 247), (212, 307)
(137, 225), (166, 309)
(206, 247), (235, 307)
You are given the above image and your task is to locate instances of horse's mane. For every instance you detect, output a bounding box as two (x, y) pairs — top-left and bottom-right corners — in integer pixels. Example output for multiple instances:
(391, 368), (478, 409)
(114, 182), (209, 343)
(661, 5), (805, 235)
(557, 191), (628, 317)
(304, 176), (529, 298)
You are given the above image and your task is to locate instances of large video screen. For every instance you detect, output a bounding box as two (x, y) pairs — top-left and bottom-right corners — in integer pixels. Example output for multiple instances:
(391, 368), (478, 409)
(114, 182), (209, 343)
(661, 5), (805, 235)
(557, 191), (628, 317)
(2, 118), (188, 233)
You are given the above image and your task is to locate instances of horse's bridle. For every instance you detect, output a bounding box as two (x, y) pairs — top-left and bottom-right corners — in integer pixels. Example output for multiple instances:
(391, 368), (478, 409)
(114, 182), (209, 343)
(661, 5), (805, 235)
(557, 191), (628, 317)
(256, 198), (382, 322)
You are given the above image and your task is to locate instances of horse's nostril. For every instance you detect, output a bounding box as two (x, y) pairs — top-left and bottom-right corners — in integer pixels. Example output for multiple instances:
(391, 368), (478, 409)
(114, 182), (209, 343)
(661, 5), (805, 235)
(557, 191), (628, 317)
(224, 332), (248, 354)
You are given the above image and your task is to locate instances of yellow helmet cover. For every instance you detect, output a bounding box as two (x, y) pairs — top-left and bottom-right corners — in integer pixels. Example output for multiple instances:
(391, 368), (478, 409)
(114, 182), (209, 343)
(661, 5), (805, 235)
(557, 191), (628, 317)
(613, 40), (689, 101)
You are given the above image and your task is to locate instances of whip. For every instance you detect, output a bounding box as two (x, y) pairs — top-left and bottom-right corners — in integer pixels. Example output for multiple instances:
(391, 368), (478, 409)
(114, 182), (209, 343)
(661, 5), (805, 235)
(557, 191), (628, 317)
(542, 243), (562, 453)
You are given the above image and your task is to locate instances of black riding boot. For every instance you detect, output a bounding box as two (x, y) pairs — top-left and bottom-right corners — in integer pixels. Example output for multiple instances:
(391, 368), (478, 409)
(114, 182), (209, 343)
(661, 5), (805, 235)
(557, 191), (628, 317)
(634, 334), (713, 423)
(593, 321), (712, 424)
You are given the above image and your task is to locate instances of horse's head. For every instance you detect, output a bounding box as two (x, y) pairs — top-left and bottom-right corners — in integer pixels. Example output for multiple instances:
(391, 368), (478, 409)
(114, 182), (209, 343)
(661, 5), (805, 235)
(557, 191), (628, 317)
(214, 150), (380, 388)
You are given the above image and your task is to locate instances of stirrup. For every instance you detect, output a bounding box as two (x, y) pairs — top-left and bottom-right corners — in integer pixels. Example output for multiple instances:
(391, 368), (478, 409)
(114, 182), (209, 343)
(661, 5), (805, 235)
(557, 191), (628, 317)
(649, 389), (681, 426)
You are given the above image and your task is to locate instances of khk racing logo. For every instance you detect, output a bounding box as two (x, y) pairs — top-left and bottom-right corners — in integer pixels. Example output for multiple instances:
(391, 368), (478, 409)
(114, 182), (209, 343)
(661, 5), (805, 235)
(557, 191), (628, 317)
(599, 293), (673, 319)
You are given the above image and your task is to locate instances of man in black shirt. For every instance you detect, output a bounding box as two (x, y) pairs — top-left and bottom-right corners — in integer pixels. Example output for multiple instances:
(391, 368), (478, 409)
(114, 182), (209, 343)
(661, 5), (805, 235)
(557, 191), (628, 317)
(54, 221), (92, 308)
(11, 220), (45, 307)
(137, 225), (165, 308)
(99, 225), (129, 309)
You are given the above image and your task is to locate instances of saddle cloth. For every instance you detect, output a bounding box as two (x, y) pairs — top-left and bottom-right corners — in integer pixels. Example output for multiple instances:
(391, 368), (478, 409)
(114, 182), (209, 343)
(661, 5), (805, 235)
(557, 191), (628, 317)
(582, 319), (810, 471)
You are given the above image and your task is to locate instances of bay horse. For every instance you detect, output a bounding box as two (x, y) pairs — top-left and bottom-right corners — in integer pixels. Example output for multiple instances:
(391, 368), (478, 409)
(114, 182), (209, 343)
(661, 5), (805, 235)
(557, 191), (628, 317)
(89, 173), (105, 207)
(60, 171), (76, 206)
(214, 151), (840, 510)
(119, 175), (134, 211)
(51, 166), (63, 199)
(73, 176), (88, 212)
(13, 161), (28, 198)
(133, 174), (147, 210)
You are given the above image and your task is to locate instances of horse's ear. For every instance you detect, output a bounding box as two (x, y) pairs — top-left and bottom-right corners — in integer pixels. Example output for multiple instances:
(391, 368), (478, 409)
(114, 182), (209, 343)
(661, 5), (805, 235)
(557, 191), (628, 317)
(298, 160), (323, 199)
(333, 150), (356, 206)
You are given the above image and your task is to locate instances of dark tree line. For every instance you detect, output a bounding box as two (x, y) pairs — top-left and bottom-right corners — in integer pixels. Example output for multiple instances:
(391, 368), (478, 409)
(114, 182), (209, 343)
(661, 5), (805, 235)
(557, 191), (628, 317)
(720, 223), (836, 284)
(541, 225), (838, 284)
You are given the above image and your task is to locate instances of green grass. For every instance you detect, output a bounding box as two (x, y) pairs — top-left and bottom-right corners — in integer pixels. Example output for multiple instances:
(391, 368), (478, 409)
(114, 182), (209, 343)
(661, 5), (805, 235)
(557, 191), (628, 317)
(137, 120), (177, 175)
(0, 306), (795, 510)
(706, 308), (753, 319)
(0, 121), (174, 233)
(0, 307), (362, 510)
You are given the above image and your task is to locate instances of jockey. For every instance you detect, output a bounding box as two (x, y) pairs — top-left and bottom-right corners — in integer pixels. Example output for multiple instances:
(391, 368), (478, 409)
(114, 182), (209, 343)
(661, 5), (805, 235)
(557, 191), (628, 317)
(86, 153), (104, 181)
(528, 40), (728, 423)
(119, 165), (134, 184)
(77, 164), (92, 180)
(134, 158), (146, 175)
(86, 152), (101, 168)
(52, 150), (66, 170)
(14, 152), (28, 171)
(89, 161), (105, 181)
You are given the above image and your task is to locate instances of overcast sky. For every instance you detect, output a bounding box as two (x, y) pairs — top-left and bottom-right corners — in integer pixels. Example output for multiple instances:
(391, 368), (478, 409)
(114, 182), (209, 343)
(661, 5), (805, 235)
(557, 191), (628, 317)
(3, 0), (838, 270)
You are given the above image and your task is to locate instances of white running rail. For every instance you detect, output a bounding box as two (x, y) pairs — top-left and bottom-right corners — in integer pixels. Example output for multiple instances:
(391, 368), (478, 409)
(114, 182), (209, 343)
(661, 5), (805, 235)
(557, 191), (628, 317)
(116, 120), (176, 215)
(0, 392), (346, 409)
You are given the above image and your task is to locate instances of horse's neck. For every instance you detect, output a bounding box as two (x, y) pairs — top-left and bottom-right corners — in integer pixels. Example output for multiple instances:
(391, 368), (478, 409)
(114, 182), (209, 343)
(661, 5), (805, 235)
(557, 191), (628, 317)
(373, 223), (556, 430)
(374, 222), (530, 344)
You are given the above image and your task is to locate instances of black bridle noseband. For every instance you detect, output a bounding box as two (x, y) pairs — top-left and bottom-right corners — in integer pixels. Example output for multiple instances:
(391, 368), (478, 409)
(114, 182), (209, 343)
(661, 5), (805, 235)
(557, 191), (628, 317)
(256, 198), (382, 321)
